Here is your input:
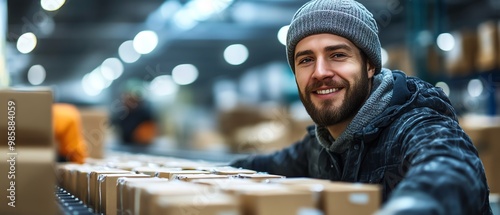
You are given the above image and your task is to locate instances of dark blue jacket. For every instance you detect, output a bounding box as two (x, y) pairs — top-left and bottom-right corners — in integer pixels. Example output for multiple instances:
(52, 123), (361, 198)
(231, 71), (492, 214)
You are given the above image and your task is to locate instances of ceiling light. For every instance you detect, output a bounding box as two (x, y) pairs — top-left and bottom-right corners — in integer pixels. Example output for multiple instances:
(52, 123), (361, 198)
(224, 44), (248, 65)
(17, 32), (37, 54)
(435, 82), (450, 97)
(82, 74), (102, 96)
(27, 65), (46, 85)
(149, 75), (179, 96)
(467, 79), (483, 97)
(172, 64), (199, 85)
(101, 58), (124, 80)
(277, 25), (289, 46)
(118, 40), (141, 63)
(437, 33), (455, 51)
(41, 0), (65, 11)
(133, 31), (158, 54)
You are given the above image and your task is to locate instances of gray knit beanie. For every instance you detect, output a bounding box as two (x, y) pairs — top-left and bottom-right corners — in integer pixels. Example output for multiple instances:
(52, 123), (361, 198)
(286, 0), (381, 74)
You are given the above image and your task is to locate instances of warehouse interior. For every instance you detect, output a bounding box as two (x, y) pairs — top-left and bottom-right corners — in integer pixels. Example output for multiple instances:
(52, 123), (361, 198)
(1, 0), (500, 214)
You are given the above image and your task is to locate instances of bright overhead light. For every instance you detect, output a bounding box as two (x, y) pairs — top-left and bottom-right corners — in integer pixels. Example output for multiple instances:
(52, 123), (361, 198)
(467, 79), (483, 97)
(172, 0), (233, 30)
(133, 31), (158, 54)
(41, 0), (65, 11)
(27, 65), (46, 85)
(277, 25), (289, 46)
(82, 74), (102, 96)
(118, 40), (141, 63)
(101, 58), (124, 80)
(435, 82), (450, 97)
(173, 10), (198, 30)
(149, 75), (179, 96)
(172, 64), (199, 85)
(224, 44), (248, 65)
(185, 0), (233, 21)
(213, 79), (237, 110)
(437, 33), (455, 51)
(17, 32), (37, 54)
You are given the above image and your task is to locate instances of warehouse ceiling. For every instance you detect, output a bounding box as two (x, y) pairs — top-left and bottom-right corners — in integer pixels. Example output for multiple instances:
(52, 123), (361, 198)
(5, 0), (500, 106)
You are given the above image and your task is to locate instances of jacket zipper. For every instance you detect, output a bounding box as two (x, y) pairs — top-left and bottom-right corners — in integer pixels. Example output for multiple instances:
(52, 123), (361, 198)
(324, 149), (341, 179)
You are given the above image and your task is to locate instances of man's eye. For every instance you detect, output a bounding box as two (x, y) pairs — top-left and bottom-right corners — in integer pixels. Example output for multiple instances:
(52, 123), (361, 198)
(298, 58), (312, 64)
(332, 53), (346, 58)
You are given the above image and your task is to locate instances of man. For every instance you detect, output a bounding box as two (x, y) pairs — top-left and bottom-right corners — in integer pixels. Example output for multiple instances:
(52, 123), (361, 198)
(230, 0), (492, 214)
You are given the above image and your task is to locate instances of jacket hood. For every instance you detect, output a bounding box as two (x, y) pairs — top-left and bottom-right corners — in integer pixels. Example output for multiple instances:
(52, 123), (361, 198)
(362, 70), (458, 139)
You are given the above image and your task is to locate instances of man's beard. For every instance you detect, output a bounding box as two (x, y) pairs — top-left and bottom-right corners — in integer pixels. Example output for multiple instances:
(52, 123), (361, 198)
(299, 67), (371, 127)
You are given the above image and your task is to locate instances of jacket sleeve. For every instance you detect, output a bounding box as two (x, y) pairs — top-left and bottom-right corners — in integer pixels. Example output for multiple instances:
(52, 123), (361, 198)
(377, 109), (491, 215)
(229, 133), (313, 177)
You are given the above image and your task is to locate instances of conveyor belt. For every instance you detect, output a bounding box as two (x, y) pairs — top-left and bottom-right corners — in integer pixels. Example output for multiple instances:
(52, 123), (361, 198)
(56, 187), (95, 215)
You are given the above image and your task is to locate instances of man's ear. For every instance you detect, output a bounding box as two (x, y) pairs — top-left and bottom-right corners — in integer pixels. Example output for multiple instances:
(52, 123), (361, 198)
(367, 61), (376, 79)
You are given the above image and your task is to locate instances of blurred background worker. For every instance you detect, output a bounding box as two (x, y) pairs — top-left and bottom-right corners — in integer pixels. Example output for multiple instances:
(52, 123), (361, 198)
(53, 103), (88, 164)
(110, 79), (158, 145)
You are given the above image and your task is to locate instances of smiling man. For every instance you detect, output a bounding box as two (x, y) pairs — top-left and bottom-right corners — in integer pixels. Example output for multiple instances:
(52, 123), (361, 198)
(230, 0), (492, 214)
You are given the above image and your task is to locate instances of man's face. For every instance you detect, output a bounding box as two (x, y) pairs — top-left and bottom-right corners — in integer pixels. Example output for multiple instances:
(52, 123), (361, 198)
(294, 34), (375, 127)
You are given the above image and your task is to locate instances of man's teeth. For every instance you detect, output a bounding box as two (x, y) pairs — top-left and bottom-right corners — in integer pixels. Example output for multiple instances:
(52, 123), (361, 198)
(317, 88), (339, 94)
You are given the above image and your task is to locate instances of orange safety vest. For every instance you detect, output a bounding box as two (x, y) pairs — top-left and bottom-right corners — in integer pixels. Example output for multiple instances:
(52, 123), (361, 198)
(53, 103), (88, 163)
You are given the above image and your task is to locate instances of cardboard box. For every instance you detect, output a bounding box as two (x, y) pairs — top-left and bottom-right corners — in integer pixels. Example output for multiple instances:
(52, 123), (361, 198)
(267, 178), (381, 214)
(461, 116), (500, 193)
(151, 193), (239, 215)
(476, 20), (499, 72)
(0, 148), (57, 215)
(230, 184), (316, 215)
(55, 163), (87, 192)
(107, 161), (145, 171)
(218, 105), (314, 153)
(289, 182), (381, 215)
(155, 170), (209, 180)
(0, 89), (53, 147)
(445, 30), (478, 76)
(498, 20), (500, 69)
(75, 166), (120, 204)
(162, 160), (217, 170)
(80, 108), (109, 159)
(0, 89), (57, 215)
(137, 181), (210, 215)
(267, 177), (337, 185)
(191, 178), (258, 188)
(385, 45), (415, 77)
(234, 173), (285, 182)
(88, 169), (131, 209)
(200, 166), (257, 175)
(174, 174), (230, 182)
(117, 177), (170, 215)
(132, 166), (182, 176)
(97, 173), (150, 215)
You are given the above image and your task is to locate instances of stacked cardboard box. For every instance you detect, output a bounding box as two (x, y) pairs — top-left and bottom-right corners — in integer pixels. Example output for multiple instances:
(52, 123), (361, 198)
(218, 105), (314, 153)
(445, 30), (478, 77)
(80, 108), (109, 159)
(0, 89), (56, 215)
(271, 179), (381, 215)
(476, 20), (500, 72)
(461, 115), (500, 194)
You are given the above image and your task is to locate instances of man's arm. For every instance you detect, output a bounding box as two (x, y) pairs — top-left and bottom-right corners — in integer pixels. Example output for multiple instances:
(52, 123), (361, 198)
(378, 112), (491, 215)
(230, 132), (314, 177)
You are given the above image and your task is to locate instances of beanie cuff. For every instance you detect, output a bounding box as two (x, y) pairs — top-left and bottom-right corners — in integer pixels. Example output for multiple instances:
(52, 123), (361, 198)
(287, 10), (381, 74)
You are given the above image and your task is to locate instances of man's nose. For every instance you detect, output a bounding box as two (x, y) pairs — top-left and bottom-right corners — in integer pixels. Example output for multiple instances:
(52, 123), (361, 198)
(312, 58), (335, 80)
